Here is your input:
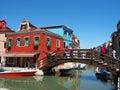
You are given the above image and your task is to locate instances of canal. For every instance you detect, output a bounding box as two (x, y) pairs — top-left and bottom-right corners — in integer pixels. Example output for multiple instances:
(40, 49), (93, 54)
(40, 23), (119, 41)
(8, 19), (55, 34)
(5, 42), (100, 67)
(0, 65), (115, 90)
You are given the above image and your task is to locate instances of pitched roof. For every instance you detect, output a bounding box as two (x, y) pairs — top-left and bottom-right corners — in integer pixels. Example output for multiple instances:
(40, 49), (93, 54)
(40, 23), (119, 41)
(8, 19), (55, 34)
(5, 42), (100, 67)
(18, 19), (37, 32)
(39, 25), (73, 32)
(0, 20), (15, 33)
(7, 28), (63, 39)
(0, 29), (15, 34)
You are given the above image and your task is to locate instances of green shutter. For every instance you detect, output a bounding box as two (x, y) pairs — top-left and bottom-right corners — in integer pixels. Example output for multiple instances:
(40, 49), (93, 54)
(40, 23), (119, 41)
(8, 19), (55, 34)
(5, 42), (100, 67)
(33, 36), (40, 46)
(8, 39), (12, 47)
(46, 38), (51, 47)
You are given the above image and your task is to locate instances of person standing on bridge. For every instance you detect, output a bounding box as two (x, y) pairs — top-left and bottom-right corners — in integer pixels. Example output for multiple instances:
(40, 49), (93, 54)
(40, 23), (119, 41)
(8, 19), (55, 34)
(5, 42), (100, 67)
(100, 46), (106, 55)
(112, 50), (116, 59)
(64, 46), (70, 58)
(100, 46), (106, 60)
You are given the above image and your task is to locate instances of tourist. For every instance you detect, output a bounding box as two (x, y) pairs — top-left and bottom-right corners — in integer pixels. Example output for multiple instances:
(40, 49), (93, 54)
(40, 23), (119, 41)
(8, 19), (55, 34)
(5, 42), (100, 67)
(100, 46), (106, 60)
(112, 50), (116, 59)
(100, 46), (106, 55)
(64, 46), (70, 58)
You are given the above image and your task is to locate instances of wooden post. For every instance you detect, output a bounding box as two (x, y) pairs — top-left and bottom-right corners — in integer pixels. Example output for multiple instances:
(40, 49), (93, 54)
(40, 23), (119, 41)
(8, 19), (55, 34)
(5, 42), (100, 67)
(71, 49), (73, 61)
(90, 49), (93, 64)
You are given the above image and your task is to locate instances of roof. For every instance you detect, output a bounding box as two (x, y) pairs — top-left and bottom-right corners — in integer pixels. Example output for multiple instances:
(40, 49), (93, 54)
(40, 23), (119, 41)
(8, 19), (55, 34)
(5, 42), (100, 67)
(0, 20), (6, 23)
(18, 19), (37, 32)
(39, 25), (73, 32)
(0, 29), (15, 34)
(7, 28), (63, 39)
(0, 20), (14, 33)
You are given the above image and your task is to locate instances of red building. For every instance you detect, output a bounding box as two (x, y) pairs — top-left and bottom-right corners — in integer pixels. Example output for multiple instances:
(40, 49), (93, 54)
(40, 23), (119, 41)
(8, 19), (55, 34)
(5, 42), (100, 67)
(4, 20), (64, 68)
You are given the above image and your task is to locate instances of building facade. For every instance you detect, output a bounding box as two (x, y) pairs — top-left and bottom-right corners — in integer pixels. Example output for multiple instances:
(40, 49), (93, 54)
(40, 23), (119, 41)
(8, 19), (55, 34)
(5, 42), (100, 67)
(40, 25), (73, 47)
(0, 20), (14, 66)
(4, 20), (64, 68)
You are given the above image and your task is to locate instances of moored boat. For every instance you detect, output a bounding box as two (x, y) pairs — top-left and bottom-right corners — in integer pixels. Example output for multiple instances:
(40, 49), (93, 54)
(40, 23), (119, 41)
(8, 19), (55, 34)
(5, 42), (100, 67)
(0, 68), (36, 77)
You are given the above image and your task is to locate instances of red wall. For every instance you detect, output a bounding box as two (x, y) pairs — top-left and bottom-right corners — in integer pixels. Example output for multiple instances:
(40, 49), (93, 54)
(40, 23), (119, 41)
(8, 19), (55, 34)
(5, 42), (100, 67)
(0, 20), (7, 29)
(7, 33), (64, 60)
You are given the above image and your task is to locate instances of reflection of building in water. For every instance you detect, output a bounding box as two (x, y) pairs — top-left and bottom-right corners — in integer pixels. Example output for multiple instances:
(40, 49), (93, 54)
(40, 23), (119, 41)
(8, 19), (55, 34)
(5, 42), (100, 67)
(0, 77), (42, 90)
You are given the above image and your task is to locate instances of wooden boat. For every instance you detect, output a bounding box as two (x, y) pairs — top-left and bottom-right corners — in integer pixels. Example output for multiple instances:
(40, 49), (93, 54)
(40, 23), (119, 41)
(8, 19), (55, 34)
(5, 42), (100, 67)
(0, 70), (36, 77)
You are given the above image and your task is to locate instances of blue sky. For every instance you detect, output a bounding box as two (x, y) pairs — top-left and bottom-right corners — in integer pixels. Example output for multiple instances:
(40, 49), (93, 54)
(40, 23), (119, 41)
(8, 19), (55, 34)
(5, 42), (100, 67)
(0, 0), (120, 48)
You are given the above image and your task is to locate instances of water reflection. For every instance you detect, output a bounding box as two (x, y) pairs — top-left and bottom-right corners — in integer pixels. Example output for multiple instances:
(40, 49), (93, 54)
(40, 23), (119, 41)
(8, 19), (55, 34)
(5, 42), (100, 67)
(0, 66), (115, 90)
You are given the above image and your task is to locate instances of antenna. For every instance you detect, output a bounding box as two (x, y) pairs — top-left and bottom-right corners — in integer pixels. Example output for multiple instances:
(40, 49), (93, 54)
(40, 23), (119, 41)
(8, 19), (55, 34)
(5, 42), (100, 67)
(3, 16), (7, 20)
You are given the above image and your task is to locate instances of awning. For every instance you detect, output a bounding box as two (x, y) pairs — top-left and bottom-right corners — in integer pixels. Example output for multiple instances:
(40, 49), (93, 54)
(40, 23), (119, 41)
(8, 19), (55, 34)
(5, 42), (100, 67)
(3, 52), (40, 57)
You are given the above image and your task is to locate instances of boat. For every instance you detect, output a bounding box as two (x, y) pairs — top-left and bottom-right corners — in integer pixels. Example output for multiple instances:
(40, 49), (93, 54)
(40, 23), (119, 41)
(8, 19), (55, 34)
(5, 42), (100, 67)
(95, 67), (111, 81)
(74, 63), (86, 70)
(0, 67), (36, 77)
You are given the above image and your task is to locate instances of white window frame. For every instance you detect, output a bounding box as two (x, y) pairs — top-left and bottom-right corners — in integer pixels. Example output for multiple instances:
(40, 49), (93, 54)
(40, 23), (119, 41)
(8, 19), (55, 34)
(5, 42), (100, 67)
(8, 38), (13, 47)
(56, 39), (60, 48)
(46, 37), (51, 47)
(24, 36), (30, 46)
(33, 36), (40, 46)
(16, 37), (21, 46)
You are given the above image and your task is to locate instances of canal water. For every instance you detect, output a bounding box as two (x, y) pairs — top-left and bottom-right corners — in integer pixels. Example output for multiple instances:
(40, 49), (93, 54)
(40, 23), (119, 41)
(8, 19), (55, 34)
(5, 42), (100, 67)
(0, 65), (115, 90)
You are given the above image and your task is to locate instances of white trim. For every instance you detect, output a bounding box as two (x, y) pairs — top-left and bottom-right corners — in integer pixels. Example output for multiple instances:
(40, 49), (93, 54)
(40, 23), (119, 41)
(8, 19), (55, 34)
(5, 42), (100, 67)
(56, 39), (60, 48)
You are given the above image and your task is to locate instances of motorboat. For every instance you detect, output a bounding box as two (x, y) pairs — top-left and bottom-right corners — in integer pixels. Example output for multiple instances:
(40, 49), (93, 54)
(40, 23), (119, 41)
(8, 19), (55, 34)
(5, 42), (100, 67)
(0, 67), (36, 77)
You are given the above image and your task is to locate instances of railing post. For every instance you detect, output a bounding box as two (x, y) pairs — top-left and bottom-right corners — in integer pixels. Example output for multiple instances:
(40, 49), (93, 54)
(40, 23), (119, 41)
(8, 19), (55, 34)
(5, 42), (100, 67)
(90, 49), (93, 64)
(71, 49), (73, 61)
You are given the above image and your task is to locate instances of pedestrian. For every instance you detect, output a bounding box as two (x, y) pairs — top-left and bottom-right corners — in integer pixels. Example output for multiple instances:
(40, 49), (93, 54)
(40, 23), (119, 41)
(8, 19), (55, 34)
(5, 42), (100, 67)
(100, 46), (106, 55)
(64, 46), (70, 58)
(112, 50), (116, 59)
(100, 46), (106, 60)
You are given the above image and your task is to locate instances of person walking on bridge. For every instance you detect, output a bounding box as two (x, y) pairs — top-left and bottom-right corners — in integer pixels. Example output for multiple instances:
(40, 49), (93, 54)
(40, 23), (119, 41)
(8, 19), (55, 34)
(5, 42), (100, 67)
(100, 46), (106, 60)
(112, 50), (116, 59)
(100, 46), (106, 55)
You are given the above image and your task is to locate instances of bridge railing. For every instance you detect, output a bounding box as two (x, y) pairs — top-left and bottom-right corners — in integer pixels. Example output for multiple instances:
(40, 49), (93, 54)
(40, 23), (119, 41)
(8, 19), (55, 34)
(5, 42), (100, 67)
(56, 49), (98, 60)
(38, 49), (99, 70)
(38, 49), (120, 77)
(101, 54), (120, 70)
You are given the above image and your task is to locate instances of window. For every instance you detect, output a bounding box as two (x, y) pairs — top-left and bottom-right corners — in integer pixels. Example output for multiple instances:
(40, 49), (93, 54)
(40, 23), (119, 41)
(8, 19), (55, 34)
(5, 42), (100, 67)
(56, 40), (60, 48)
(7, 57), (14, 64)
(68, 33), (72, 37)
(0, 57), (1, 63)
(46, 37), (51, 47)
(8, 38), (13, 47)
(2, 22), (5, 26)
(4, 42), (6, 48)
(33, 36), (40, 46)
(21, 24), (27, 30)
(24, 37), (30, 45)
(16, 38), (21, 46)
(64, 30), (67, 35)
